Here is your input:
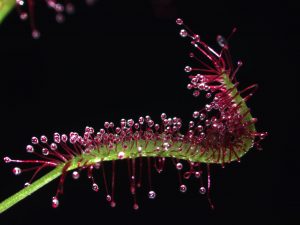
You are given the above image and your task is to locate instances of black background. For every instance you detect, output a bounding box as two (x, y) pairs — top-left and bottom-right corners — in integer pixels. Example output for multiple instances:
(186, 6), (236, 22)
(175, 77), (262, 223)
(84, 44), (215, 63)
(0, 0), (299, 224)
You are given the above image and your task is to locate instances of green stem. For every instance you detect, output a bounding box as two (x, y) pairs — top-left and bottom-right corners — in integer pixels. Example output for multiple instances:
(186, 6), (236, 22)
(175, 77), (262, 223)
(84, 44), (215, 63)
(0, 0), (15, 24)
(0, 165), (63, 214)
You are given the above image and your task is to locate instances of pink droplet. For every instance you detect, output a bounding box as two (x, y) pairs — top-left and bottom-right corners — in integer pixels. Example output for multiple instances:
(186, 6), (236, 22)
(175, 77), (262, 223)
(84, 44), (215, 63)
(20, 12), (28, 20)
(195, 171), (201, 178)
(4, 157), (11, 163)
(106, 195), (112, 202)
(110, 201), (116, 208)
(180, 29), (188, 38)
(179, 184), (187, 193)
(26, 145), (34, 153)
(50, 143), (57, 151)
(176, 18), (183, 25)
(133, 203), (139, 210)
(54, 133), (61, 143)
(148, 190), (156, 199)
(12, 167), (22, 175)
(31, 136), (39, 145)
(42, 148), (49, 155)
(92, 183), (99, 192)
(118, 151), (125, 159)
(61, 134), (68, 142)
(72, 171), (80, 180)
(199, 186), (206, 194)
(161, 113), (167, 120)
(40, 135), (48, 143)
(184, 66), (192, 73)
(32, 30), (41, 39)
(176, 163), (183, 170)
(52, 197), (59, 208)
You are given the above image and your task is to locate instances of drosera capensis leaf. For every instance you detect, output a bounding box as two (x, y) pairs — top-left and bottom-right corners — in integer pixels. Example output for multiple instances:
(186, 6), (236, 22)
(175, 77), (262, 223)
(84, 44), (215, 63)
(0, 18), (267, 214)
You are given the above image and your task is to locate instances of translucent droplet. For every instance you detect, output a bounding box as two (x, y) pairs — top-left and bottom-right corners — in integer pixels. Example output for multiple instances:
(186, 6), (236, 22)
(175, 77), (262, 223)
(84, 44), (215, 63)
(259, 132), (268, 139)
(42, 148), (49, 156)
(104, 122), (110, 129)
(26, 145), (34, 153)
(24, 182), (30, 187)
(161, 113), (167, 120)
(92, 183), (99, 192)
(54, 3), (64, 12)
(197, 125), (203, 132)
(148, 190), (156, 199)
(20, 12), (28, 20)
(52, 197), (59, 208)
(137, 146), (142, 153)
(198, 82), (205, 90)
(176, 18), (183, 25)
(200, 132), (205, 139)
(32, 30), (41, 39)
(54, 133), (61, 143)
(145, 115), (151, 122)
(195, 171), (201, 178)
(205, 104), (212, 112)
(72, 171), (80, 180)
(163, 142), (170, 151)
(139, 117), (145, 124)
(16, 0), (24, 6)
(50, 143), (57, 151)
(193, 90), (200, 97)
(193, 111), (199, 118)
(199, 113), (206, 120)
(216, 35), (228, 48)
(193, 34), (200, 42)
(110, 201), (116, 208)
(31, 136), (39, 144)
(106, 195), (112, 202)
(189, 121), (195, 128)
(199, 186), (206, 194)
(133, 203), (139, 210)
(4, 157), (11, 163)
(176, 163), (183, 170)
(184, 66), (192, 73)
(118, 151), (125, 159)
(179, 184), (187, 193)
(180, 29), (188, 38)
(40, 135), (48, 143)
(13, 167), (21, 175)
(187, 83), (193, 90)
(61, 134), (68, 142)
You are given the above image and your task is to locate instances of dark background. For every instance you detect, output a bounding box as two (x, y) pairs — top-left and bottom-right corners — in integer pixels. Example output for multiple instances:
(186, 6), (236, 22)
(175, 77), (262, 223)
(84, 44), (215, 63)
(0, 0), (299, 224)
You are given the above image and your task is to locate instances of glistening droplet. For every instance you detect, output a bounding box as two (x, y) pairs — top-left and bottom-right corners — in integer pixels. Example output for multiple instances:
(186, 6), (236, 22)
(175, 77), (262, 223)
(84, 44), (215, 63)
(52, 197), (59, 208)
(148, 190), (156, 199)
(12, 167), (22, 175)
(199, 186), (206, 194)
(179, 184), (187, 193)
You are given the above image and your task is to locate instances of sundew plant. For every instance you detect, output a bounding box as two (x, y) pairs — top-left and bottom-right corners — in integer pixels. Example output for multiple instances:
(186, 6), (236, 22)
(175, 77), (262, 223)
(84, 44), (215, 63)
(0, 0), (267, 214)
